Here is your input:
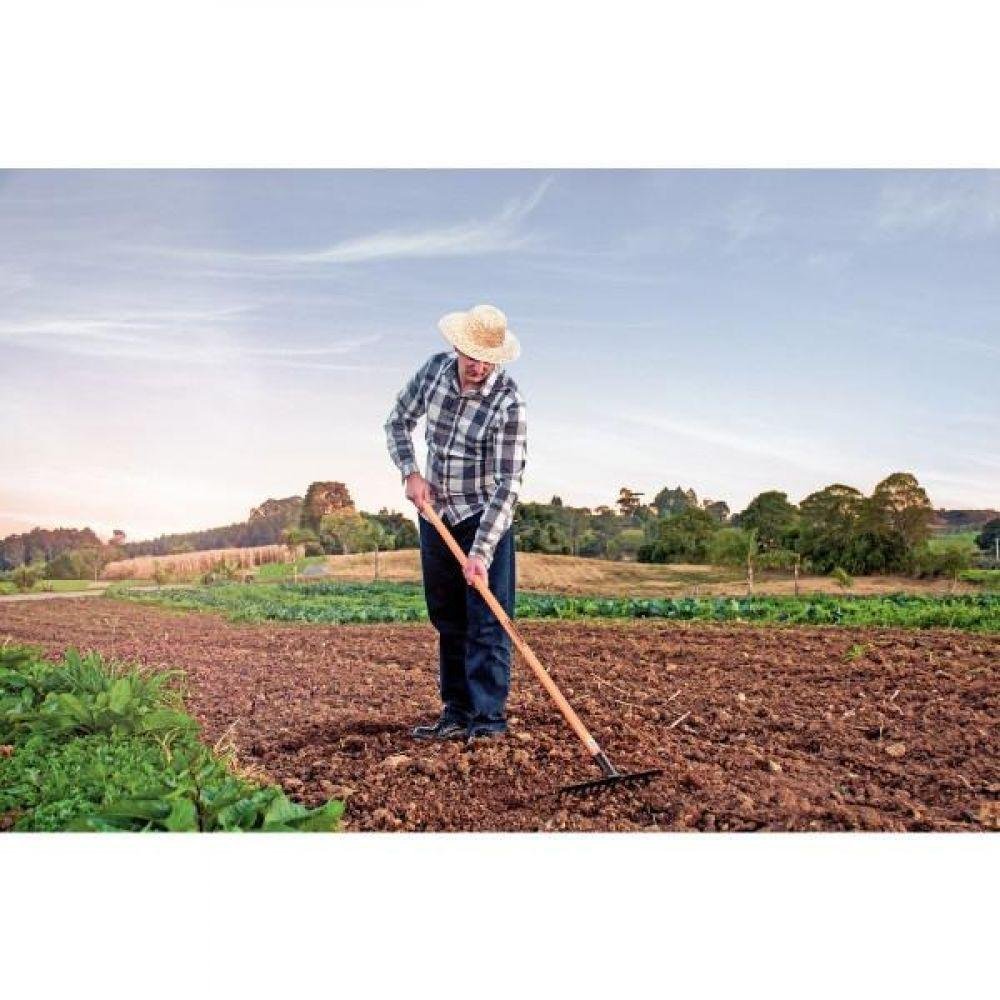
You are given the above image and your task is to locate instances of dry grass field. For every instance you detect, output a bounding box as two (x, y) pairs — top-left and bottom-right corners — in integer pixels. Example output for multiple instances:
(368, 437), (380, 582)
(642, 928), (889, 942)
(102, 544), (303, 581)
(323, 550), (974, 598)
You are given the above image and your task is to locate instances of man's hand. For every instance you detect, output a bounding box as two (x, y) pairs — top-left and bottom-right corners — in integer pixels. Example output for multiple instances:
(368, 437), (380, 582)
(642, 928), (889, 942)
(404, 472), (433, 511)
(463, 554), (488, 588)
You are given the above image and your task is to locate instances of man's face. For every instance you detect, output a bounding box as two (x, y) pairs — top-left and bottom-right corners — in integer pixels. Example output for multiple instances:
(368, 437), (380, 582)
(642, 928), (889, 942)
(456, 350), (494, 387)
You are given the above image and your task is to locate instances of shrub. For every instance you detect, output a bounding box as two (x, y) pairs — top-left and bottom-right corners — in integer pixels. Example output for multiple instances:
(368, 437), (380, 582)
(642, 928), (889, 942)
(12, 565), (39, 592)
(756, 548), (800, 571)
(708, 528), (757, 567)
(911, 542), (974, 581)
(831, 566), (854, 589)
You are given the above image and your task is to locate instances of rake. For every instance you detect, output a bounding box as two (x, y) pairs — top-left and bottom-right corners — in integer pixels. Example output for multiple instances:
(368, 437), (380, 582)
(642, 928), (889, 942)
(421, 503), (663, 796)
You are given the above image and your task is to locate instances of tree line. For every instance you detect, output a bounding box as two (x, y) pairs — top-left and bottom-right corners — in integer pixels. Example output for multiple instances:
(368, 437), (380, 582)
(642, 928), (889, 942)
(4, 472), (997, 580)
(515, 474), (997, 579)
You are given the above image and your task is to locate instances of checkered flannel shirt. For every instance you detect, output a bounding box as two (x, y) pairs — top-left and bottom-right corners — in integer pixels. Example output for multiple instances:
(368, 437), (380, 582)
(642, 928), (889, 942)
(384, 350), (527, 569)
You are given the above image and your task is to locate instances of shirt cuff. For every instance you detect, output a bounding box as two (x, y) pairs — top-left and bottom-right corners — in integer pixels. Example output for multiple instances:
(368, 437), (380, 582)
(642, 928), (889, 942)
(399, 462), (419, 483)
(469, 540), (494, 570)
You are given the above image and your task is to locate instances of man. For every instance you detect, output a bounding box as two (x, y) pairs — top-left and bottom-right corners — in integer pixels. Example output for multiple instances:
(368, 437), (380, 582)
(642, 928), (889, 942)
(384, 303), (527, 746)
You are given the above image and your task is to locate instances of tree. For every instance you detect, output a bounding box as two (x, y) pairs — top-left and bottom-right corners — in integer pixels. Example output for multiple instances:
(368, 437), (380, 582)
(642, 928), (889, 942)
(911, 541), (973, 586)
(281, 526), (323, 556)
(798, 484), (865, 574)
(702, 499), (731, 523)
(642, 506), (719, 564)
(1, 526), (102, 570)
(616, 528), (646, 560)
(616, 487), (644, 518)
(12, 565), (40, 592)
(707, 527), (757, 567)
(651, 485), (698, 517)
(975, 518), (1000, 554)
(868, 472), (933, 550)
(370, 509), (419, 550)
(735, 491), (798, 551)
(300, 481), (355, 534)
(319, 511), (388, 555)
(576, 529), (602, 557)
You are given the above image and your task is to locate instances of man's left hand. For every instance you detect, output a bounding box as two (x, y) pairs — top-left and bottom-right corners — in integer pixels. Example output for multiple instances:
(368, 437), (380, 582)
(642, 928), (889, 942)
(464, 555), (488, 587)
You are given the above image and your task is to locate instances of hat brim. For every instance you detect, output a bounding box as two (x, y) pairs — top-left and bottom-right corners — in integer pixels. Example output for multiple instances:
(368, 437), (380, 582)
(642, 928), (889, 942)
(438, 311), (521, 364)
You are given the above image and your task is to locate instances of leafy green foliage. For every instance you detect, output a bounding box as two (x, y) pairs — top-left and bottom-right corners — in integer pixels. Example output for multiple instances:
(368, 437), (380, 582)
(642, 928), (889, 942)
(320, 510), (392, 555)
(734, 491), (799, 551)
(651, 485), (699, 517)
(0, 645), (343, 833)
(910, 541), (974, 580)
(975, 519), (1000, 554)
(640, 506), (719, 564)
(111, 581), (1000, 631)
(707, 527), (757, 567)
(959, 569), (1000, 589)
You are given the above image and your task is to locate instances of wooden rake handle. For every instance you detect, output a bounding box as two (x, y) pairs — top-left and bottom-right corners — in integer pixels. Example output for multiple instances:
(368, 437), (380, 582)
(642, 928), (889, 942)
(419, 502), (601, 759)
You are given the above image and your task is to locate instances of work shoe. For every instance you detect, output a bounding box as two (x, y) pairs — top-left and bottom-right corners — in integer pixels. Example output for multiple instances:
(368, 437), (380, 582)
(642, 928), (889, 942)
(411, 718), (467, 741)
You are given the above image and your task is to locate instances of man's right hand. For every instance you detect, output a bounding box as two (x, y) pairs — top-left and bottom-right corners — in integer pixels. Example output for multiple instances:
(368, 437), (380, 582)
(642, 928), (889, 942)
(405, 472), (433, 511)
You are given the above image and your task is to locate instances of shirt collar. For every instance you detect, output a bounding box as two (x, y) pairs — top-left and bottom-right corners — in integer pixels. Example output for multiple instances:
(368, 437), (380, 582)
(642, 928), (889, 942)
(448, 352), (503, 398)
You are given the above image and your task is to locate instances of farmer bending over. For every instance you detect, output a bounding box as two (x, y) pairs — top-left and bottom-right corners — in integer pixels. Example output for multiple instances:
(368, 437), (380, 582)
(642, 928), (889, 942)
(384, 304), (527, 746)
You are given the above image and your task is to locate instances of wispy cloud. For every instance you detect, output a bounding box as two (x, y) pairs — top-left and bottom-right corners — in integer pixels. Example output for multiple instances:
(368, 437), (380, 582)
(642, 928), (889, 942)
(721, 195), (779, 251)
(875, 173), (1000, 236)
(0, 308), (380, 369)
(621, 411), (843, 477)
(144, 177), (554, 269)
(920, 470), (1000, 495)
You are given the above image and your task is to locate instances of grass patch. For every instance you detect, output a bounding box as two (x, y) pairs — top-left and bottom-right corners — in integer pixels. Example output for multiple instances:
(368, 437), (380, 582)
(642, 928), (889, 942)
(0, 579), (97, 595)
(111, 581), (1000, 631)
(927, 531), (979, 551)
(0, 578), (151, 596)
(959, 569), (1000, 589)
(254, 555), (330, 581)
(0, 643), (343, 832)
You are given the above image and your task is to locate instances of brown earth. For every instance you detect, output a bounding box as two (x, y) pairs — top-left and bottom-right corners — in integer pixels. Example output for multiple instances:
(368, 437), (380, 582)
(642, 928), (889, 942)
(1, 598), (997, 832)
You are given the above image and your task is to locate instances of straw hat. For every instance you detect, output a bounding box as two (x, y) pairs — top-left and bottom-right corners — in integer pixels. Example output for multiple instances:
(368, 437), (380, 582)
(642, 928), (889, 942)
(438, 304), (521, 364)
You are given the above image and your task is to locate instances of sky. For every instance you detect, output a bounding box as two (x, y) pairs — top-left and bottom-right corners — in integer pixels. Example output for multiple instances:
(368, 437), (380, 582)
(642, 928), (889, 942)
(1, 169), (998, 541)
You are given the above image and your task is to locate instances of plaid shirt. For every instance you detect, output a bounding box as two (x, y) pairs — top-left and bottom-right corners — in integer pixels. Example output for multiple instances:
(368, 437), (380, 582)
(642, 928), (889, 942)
(385, 350), (528, 569)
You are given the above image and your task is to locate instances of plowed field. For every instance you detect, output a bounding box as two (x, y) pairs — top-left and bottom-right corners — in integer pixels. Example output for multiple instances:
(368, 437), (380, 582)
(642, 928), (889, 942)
(2, 598), (997, 831)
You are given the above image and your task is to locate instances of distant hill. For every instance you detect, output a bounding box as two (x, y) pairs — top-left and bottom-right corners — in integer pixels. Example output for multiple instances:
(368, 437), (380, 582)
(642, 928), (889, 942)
(931, 509), (1000, 533)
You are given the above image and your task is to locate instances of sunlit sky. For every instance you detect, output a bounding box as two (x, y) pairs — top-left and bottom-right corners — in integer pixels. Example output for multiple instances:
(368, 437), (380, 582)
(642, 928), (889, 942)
(2, 169), (998, 541)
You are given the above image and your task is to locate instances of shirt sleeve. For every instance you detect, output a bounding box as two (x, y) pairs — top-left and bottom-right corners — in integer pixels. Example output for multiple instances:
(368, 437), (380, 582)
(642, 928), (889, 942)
(470, 393), (527, 569)
(384, 357), (433, 482)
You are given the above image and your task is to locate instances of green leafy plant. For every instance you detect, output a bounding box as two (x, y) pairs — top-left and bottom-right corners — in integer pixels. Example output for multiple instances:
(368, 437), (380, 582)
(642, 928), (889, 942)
(108, 581), (1000, 631)
(0, 644), (344, 833)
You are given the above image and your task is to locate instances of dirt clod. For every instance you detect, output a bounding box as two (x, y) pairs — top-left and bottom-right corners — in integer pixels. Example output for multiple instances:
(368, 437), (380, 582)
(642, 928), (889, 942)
(1, 597), (996, 832)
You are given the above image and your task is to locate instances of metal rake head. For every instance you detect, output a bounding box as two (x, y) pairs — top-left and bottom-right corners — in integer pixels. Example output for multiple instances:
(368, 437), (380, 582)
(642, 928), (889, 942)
(559, 750), (663, 796)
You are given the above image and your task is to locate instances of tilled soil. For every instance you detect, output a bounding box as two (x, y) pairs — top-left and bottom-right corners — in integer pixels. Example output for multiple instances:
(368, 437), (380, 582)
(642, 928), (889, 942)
(1, 598), (997, 832)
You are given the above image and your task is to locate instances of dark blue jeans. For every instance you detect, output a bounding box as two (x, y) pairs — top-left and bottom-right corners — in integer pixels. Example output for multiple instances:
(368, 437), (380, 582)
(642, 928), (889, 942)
(418, 509), (515, 733)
